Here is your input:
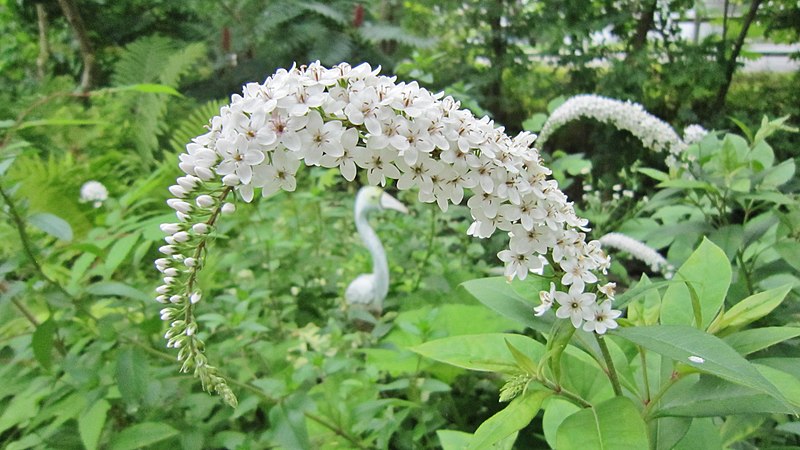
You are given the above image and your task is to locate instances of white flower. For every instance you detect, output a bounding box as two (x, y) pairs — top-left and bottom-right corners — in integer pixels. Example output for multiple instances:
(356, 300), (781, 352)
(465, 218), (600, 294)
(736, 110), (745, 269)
(683, 124), (709, 145)
(79, 181), (108, 208)
(555, 284), (596, 328)
(535, 282), (557, 316)
(354, 146), (401, 186)
(598, 282), (616, 300)
(536, 94), (687, 168)
(582, 300), (622, 334)
(299, 111), (345, 166)
(498, 243), (544, 280)
(599, 232), (671, 274)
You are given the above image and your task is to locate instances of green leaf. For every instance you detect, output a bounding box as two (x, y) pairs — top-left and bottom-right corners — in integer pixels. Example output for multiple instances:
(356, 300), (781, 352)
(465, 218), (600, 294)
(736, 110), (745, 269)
(461, 277), (551, 333)
(506, 339), (538, 375)
(468, 390), (550, 450)
(760, 159), (795, 188)
(652, 417), (692, 450)
(542, 398), (581, 448)
(661, 238), (731, 329)
(657, 364), (800, 417)
(522, 113), (548, 132)
(656, 179), (716, 191)
(556, 397), (649, 450)
(267, 395), (310, 450)
(109, 422), (179, 450)
(729, 117), (754, 143)
(637, 167), (670, 182)
(612, 325), (796, 412)
(776, 421), (800, 436)
(673, 418), (722, 450)
(111, 83), (184, 97)
(104, 233), (140, 275)
(410, 333), (545, 373)
(32, 319), (56, 371)
(28, 212), (73, 242)
(86, 281), (150, 302)
(438, 430), (473, 450)
(723, 327), (800, 355)
(116, 347), (149, 406)
(15, 119), (106, 130)
(715, 284), (792, 332)
(79, 399), (110, 450)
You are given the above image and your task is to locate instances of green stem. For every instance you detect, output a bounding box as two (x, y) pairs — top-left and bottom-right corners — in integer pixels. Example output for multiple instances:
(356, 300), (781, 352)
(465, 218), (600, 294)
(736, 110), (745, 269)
(736, 250), (754, 295)
(595, 334), (623, 396)
(412, 207), (437, 291)
(304, 411), (369, 450)
(638, 346), (651, 402)
(642, 371), (681, 419)
(539, 378), (592, 408)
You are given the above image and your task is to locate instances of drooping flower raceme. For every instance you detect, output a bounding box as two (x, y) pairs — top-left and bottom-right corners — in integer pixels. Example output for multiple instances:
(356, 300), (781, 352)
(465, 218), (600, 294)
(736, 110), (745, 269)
(599, 232), (674, 277)
(536, 94), (687, 167)
(682, 124), (709, 146)
(156, 62), (617, 405)
(79, 180), (108, 208)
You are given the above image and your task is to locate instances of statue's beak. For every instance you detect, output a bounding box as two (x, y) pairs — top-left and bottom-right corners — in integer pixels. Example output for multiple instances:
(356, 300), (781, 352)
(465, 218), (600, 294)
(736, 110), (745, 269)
(380, 191), (408, 214)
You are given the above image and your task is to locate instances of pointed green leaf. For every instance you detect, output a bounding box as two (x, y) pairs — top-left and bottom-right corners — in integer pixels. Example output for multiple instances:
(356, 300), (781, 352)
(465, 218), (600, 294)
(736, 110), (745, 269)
(86, 281), (150, 302)
(467, 390), (550, 450)
(268, 396), (310, 450)
(28, 212), (73, 242)
(672, 418), (722, 450)
(461, 277), (551, 333)
(612, 325), (796, 413)
(556, 397), (648, 450)
(109, 422), (179, 450)
(657, 364), (800, 417)
(112, 83), (183, 97)
(32, 319), (56, 371)
(79, 399), (110, 450)
(104, 233), (140, 275)
(116, 347), (149, 406)
(652, 417), (692, 450)
(661, 238), (731, 329)
(637, 167), (670, 182)
(716, 284), (792, 331)
(723, 327), (800, 356)
(410, 334), (545, 373)
(505, 339), (538, 375)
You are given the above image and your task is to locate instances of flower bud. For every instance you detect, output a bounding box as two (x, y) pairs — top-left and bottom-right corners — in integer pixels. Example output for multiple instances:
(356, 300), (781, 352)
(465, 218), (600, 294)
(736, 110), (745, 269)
(158, 245), (176, 255)
(221, 203), (236, 214)
(168, 185), (188, 198)
(190, 292), (202, 304)
(196, 195), (215, 208)
(163, 267), (178, 277)
(176, 211), (190, 222)
(160, 307), (177, 320)
(172, 231), (190, 243)
(184, 257), (197, 267)
(222, 174), (240, 186)
(177, 175), (200, 191)
(164, 236), (176, 245)
(156, 284), (171, 295)
(160, 223), (181, 234)
(163, 276), (175, 285)
(155, 295), (169, 303)
(195, 166), (214, 180)
(169, 295), (182, 304)
(192, 223), (210, 234)
(167, 199), (192, 214)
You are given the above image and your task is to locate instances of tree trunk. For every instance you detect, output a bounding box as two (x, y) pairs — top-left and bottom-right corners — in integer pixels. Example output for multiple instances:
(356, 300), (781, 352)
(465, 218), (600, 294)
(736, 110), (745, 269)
(55, 0), (95, 92)
(629, 0), (659, 54)
(485, 0), (509, 126)
(713, 0), (763, 111)
(35, 3), (49, 80)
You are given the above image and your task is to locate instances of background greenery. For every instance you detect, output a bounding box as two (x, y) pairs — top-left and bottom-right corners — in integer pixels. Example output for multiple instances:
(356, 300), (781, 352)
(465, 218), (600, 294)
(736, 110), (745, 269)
(1, 0), (798, 448)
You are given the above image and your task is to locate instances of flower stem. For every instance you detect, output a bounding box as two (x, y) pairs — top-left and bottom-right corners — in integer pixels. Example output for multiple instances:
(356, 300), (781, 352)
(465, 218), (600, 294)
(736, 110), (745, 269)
(595, 333), (623, 396)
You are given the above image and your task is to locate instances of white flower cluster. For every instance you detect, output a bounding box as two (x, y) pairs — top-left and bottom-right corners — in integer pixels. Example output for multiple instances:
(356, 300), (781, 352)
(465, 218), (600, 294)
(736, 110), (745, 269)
(79, 180), (108, 208)
(599, 232), (674, 277)
(682, 124), (709, 145)
(536, 94), (687, 163)
(158, 62), (619, 403)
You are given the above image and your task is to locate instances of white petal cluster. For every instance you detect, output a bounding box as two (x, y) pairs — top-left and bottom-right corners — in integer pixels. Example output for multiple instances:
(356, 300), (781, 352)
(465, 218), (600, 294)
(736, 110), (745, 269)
(79, 180), (108, 208)
(159, 62), (620, 401)
(599, 232), (673, 277)
(536, 94), (687, 165)
(682, 124), (709, 145)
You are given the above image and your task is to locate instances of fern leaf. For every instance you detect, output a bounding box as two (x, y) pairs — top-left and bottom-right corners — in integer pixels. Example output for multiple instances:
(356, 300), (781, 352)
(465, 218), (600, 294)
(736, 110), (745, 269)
(358, 24), (437, 48)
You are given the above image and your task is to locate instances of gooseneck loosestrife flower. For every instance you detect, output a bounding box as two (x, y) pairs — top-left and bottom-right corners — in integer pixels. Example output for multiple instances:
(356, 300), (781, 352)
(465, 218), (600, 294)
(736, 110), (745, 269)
(599, 232), (674, 277)
(157, 62), (619, 405)
(536, 94), (704, 169)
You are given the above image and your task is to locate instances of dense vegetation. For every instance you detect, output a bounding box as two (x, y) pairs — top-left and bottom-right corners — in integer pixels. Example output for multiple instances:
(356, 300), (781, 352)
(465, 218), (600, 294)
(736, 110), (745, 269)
(1, 1), (798, 449)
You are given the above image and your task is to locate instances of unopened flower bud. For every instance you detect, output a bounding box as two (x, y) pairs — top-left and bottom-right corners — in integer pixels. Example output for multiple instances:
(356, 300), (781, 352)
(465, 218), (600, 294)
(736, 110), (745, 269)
(167, 199), (192, 214)
(176, 211), (190, 222)
(169, 295), (182, 304)
(195, 166), (214, 180)
(158, 245), (176, 255)
(184, 257), (197, 268)
(163, 276), (175, 285)
(156, 285), (171, 295)
(190, 292), (202, 304)
(164, 236), (176, 245)
(196, 195), (215, 208)
(221, 203), (236, 214)
(156, 295), (169, 303)
(160, 307), (176, 320)
(163, 268), (178, 277)
(177, 175), (200, 191)
(168, 185), (188, 198)
(172, 231), (190, 243)
(192, 223), (210, 234)
(222, 174), (240, 186)
(160, 223), (181, 234)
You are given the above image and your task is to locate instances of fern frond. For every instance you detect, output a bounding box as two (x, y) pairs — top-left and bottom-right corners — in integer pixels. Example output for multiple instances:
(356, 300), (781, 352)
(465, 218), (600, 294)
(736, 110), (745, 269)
(358, 24), (437, 48)
(298, 2), (348, 25)
(169, 99), (227, 155)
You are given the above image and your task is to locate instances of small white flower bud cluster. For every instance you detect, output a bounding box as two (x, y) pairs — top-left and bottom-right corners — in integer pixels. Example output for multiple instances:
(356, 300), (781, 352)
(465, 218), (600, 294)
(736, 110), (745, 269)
(159, 62), (620, 402)
(79, 180), (109, 208)
(682, 124), (709, 146)
(536, 95), (687, 168)
(599, 232), (674, 277)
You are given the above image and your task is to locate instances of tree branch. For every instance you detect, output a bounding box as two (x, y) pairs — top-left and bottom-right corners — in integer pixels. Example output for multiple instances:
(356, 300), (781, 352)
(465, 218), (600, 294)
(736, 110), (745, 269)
(55, 0), (96, 92)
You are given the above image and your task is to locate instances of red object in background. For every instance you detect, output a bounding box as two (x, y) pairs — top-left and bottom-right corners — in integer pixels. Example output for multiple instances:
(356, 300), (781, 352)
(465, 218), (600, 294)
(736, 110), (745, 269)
(353, 4), (364, 28)
(222, 26), (231, 53)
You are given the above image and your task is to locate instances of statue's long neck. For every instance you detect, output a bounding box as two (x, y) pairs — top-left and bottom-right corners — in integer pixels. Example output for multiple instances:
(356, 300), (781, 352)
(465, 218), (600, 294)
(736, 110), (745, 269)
(355, 205), (389, 300)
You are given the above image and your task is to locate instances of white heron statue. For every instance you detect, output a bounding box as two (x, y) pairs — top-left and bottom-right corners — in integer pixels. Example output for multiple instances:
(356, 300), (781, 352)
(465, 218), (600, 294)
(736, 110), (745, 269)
(345, 186), (408, 316)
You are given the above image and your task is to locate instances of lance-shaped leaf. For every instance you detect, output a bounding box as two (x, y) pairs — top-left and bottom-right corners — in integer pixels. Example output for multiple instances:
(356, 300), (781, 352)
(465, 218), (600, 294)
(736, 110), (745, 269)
(712, 284), (792, 332)
(410, 333), (544, 373)
(556, 397), (649, 449)
(468, 390), (550, 450)
(612, 325), (797, 413)
(461, 277), (551, 333)
(722, 326), (800, 356)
